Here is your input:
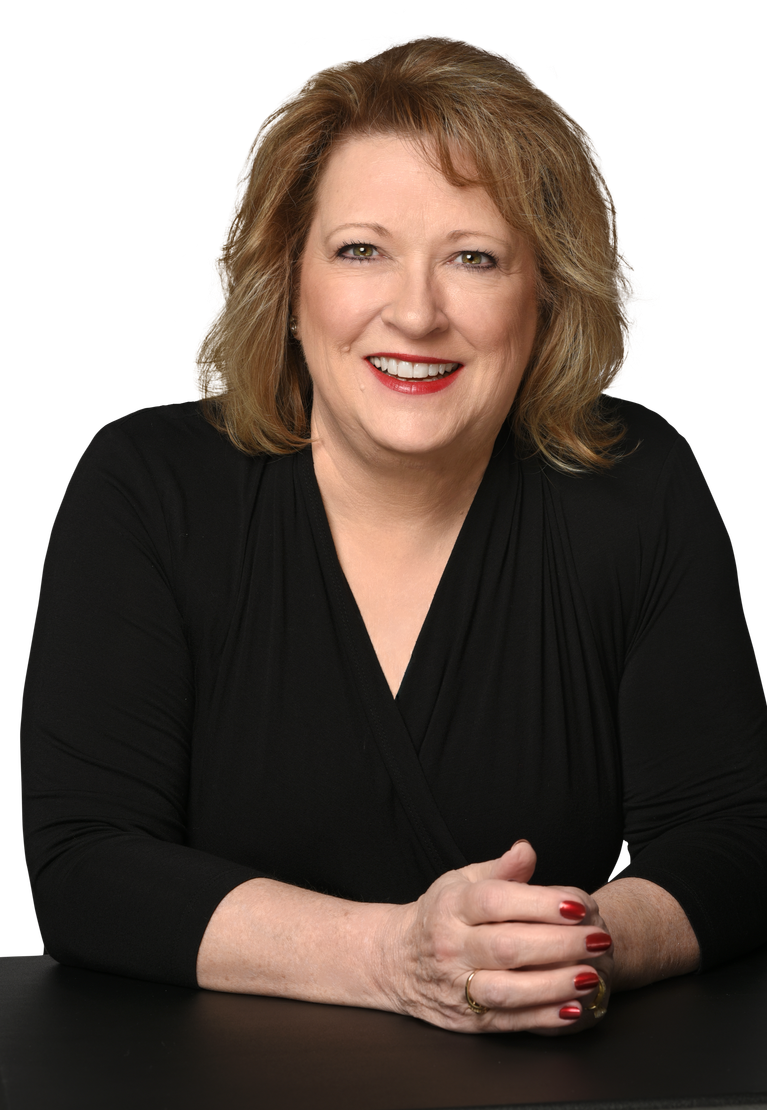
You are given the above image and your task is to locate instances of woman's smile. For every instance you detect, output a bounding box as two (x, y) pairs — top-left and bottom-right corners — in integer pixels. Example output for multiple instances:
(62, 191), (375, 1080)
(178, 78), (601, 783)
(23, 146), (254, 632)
(366, 354), (464, 394)
(367, 355), (463, 380)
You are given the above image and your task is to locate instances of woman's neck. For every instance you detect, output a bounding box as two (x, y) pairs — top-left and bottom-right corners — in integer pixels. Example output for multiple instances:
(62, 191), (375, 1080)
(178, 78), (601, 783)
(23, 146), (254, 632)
(310, 418), (498, 541)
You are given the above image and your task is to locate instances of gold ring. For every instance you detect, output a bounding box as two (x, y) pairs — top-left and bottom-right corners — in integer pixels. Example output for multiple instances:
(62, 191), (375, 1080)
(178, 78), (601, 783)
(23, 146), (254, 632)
(586, 975), (608, 1020)
(465, 970), (489, 1015)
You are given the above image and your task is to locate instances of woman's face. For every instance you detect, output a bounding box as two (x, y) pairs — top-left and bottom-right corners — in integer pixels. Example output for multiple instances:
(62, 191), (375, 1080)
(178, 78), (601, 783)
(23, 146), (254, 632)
(297, 134), (539, 464)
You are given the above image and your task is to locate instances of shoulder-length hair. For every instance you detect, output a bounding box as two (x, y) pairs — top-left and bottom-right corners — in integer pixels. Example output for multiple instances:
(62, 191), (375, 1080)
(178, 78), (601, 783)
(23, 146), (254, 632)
(198, 37), (629, 472)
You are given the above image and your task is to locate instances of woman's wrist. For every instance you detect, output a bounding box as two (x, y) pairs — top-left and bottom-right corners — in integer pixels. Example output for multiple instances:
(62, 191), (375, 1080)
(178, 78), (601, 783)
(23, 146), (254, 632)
(593, 877), (700, 991)
(366, 897), (415, 1014)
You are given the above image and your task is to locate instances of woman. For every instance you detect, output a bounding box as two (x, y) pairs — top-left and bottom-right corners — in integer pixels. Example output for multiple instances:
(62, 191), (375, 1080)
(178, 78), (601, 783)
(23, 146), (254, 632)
(22, 38), (767, 1035)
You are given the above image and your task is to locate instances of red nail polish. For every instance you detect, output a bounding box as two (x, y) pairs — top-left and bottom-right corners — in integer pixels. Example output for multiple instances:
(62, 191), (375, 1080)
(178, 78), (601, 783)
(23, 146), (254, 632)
(574, 972), (601, 990)
(559, 900), (586, 921)
(585, 933), (612, 952)
(559, 1004), (581, 1020)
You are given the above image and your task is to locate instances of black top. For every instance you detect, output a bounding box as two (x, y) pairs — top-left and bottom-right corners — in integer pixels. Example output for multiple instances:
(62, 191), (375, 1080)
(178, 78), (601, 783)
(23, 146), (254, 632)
(21, 398), (767, 989)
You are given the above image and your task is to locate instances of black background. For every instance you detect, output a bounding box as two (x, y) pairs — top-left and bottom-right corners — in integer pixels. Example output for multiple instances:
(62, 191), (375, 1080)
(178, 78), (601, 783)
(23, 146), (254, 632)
(14, 23), (754, 963)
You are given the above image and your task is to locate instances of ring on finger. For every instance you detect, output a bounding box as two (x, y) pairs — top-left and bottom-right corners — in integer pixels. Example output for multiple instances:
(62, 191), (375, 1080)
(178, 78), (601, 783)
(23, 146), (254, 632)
(586, 975), (608, 1020)
(465, 970), (489, 1015)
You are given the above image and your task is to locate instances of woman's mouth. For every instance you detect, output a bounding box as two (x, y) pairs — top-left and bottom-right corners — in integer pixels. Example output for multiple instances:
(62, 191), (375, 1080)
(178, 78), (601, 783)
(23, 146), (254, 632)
(368, 356), (462, 380)
(365, 355), (464, 395)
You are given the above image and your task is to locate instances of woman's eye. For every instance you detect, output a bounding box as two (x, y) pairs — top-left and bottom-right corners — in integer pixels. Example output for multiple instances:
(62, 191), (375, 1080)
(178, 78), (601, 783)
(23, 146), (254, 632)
(458, 250), (494, 267)
(340, 243), (377, 259)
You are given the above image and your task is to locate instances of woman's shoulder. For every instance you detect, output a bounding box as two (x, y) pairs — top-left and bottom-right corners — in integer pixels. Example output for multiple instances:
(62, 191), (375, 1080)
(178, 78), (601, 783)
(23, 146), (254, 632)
(535, 396), (718, 562)
(540, 396), (693, 507)
(77, 400), (273, 492)
(602, 394), (682, 460)
(88, 399), (243, 463)
(605, 396), (691, 502)
(61, 401), (280, 549)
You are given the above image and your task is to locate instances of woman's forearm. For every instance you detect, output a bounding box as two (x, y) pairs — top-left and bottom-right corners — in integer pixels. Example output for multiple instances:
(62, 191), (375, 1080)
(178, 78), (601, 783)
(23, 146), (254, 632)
(196, 877), (399, 1008)
(593, 877), (700, 991)
(196, 865), (701, 1027)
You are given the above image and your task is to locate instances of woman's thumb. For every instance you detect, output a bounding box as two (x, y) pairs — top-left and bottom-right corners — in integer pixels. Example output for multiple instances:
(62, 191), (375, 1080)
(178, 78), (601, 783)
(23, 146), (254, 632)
(490, 839), (537, 883)
(462, 839), (537, 884)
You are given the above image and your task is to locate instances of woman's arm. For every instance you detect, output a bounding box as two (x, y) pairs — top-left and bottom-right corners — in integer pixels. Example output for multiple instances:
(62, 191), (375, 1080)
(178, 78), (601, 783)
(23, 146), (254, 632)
(594, 877), (700, 991)
(197, 841), (615, 1034)
(196, 877), (393, 1007)
(196, 860), (702, 1027)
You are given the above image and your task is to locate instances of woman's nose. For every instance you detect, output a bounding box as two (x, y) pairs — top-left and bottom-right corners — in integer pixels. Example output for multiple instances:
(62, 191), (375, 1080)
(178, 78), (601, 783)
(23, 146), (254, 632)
(380, 266), (448, 337)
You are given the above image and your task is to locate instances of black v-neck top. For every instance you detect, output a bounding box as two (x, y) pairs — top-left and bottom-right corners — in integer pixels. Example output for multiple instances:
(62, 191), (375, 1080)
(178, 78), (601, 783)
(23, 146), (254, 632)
(21, 398), (767, 988)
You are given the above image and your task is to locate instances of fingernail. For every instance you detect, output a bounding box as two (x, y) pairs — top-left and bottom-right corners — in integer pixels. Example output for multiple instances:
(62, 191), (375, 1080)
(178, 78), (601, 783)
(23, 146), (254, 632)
(559, 1004), (581, 1020)
(574, 972), (601, 990)
(585, 933), (612, 952)
(559, 900), (586, 921)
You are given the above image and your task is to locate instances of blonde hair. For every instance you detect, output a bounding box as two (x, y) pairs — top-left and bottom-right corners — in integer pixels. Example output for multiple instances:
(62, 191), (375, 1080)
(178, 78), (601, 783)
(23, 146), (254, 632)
(198, 37), (629, 471)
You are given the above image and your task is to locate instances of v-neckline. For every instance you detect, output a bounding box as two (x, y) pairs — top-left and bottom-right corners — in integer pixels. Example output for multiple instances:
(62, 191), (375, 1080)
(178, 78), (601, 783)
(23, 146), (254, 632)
(294, 435), (519, 877)
(296, 435), (511, 710)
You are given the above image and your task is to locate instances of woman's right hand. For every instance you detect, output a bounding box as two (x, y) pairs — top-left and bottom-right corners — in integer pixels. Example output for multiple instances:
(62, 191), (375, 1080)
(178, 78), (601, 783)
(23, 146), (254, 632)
(376, 840), (612, 1034)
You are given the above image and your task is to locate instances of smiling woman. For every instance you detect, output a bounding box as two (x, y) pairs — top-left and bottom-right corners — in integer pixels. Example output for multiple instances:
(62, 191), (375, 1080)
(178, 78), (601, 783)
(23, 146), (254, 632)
(298, 135), (538, 463)
(197, 37), (626, 470)
(21, 37), (767, 1037)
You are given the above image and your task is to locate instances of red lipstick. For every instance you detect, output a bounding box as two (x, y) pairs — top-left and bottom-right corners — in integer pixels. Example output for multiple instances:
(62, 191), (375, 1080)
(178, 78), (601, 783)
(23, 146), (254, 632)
(365, 355), (463, 396)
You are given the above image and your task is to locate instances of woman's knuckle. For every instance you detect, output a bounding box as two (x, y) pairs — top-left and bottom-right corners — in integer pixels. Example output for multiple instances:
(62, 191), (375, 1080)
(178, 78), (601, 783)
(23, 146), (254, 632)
(489, 928), (518, 966)
(430, 929), (458, 965)
(547, 928), (571, 962)
(482, 976), (508, 1009)
(476, 880), (506, 919)
(472, 882), (492, 918)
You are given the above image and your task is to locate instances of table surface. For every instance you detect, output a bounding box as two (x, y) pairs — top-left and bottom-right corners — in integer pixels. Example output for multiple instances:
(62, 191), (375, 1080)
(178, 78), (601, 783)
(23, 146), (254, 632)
(1, 949), (766, 1110)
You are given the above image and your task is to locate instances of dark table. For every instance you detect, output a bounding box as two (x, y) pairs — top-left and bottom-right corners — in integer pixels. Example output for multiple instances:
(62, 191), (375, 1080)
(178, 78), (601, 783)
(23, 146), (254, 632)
(1, 949), (766, 1110)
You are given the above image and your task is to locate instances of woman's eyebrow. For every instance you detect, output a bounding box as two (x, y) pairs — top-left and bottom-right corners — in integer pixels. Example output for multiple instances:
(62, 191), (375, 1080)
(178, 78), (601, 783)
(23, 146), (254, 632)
(327, 223), (511, 245)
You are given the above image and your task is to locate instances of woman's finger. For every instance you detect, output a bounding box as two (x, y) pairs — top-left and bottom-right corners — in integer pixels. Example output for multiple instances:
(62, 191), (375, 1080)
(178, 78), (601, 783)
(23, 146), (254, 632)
(455, 955), (613, 1035)
(460, 963), (605, 1013)
(463, 919), (612, 970)
(457, 877), (599, 928)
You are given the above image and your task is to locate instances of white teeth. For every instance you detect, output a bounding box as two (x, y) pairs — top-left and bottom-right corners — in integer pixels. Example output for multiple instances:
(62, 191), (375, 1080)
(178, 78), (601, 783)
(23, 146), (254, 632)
(368, 356), (460, 380)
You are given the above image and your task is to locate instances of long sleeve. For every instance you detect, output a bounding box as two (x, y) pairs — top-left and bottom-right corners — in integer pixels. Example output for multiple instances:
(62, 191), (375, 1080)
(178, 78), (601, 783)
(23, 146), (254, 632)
(613, 433), (767, 967)
(21, 409), (262, 987)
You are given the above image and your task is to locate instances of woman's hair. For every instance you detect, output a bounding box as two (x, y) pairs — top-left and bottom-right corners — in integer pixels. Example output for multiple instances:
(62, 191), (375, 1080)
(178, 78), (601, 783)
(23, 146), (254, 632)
(198, 37), (629, 471)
